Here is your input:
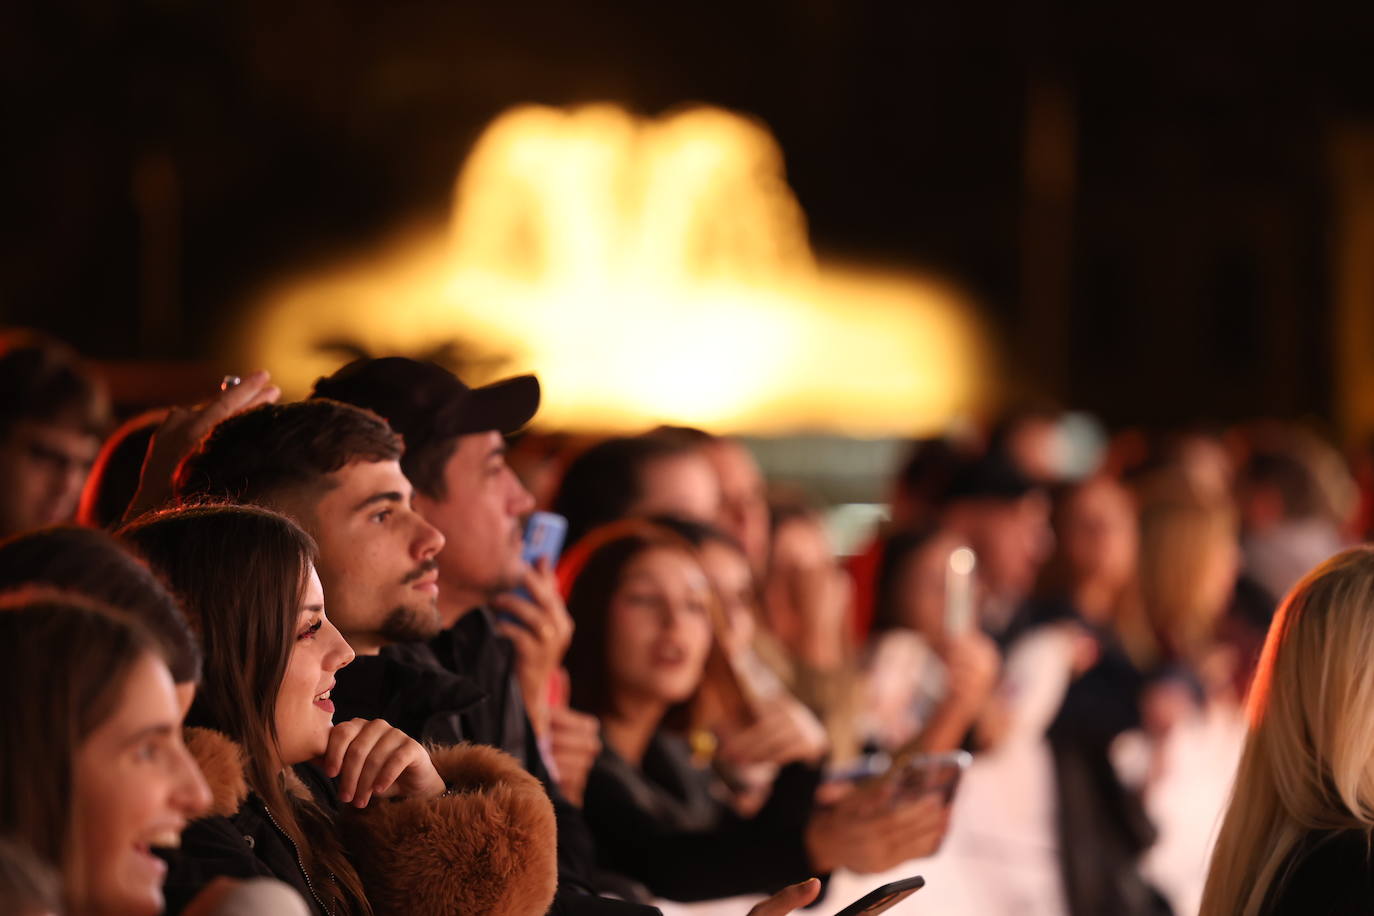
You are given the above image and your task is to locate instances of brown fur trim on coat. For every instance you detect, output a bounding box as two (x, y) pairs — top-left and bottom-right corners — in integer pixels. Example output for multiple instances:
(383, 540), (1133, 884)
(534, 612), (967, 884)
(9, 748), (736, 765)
(341, 742), (559, 916)
(183, 727), (249, 817)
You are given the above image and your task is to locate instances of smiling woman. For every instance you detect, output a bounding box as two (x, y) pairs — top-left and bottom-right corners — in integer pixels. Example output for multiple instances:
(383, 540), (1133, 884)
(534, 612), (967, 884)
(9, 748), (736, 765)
(119, 503), (558, 916)
(0, 588), (211, 916)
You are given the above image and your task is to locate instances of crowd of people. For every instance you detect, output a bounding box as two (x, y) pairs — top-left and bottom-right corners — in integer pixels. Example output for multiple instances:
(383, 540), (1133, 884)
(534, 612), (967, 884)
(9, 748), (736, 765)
(1, 328), (1372, 916)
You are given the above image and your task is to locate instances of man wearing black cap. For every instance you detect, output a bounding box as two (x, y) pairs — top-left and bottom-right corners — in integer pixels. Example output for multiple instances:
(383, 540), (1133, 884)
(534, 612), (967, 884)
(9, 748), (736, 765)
(311, 359), (636, 911)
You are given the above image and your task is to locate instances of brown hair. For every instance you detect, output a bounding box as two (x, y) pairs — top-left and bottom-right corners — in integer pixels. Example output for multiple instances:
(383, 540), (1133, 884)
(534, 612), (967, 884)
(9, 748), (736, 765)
(564, 521), (730, 732)
(0, 588), (159, 907)
(173, 399), (402, 510)
(0, 835), (61, 915)
(0, 525), (200, 683)
(120, 503), (371, 916)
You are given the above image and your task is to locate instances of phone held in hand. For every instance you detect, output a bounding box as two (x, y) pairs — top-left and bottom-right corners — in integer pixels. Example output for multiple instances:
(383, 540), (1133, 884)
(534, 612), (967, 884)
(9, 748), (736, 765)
(888, 750), (971, 805)
(831, 876), (925, 916)
(499, 512), (568, 624)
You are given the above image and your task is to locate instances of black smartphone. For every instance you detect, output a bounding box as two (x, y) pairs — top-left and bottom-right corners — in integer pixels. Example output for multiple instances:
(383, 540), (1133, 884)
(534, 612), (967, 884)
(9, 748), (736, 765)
(831, 876), (925, 916)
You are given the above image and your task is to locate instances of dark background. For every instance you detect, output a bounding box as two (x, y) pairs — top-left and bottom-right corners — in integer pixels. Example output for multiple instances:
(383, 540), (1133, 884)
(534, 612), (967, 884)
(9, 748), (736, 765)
(5, 2), (1374, 431)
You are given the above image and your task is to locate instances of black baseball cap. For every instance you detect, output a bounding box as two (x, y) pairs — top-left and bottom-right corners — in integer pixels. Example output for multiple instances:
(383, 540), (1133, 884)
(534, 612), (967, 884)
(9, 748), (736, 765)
(310, 357), (540, 452)
(940, 453), (1039, 505)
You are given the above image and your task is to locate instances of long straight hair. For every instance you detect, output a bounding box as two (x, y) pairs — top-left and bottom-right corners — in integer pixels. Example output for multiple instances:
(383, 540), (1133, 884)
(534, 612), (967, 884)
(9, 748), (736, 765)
(563, 520), (745, 742)
(1200, 547), (1374, 916)
(120, 504), (371, 916)
(0, 589), (157, 911)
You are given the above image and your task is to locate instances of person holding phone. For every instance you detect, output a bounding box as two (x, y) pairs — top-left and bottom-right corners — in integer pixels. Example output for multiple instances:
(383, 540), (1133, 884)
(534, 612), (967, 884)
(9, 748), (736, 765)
(563, 521), (951, 903)
(865, 528), (1002, 754)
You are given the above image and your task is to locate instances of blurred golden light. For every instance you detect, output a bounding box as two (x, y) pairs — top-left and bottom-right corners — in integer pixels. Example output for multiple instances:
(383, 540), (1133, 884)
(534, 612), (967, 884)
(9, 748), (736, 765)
(236, 103), (994, 435)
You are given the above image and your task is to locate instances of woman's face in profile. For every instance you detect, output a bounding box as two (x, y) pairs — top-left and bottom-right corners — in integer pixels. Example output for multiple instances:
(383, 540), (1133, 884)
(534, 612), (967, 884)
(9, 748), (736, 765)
(698, 541), (756, 659)
(274, 565), (356, 767)
(70, 652), (210, 916)
(606, 547), (715, 707)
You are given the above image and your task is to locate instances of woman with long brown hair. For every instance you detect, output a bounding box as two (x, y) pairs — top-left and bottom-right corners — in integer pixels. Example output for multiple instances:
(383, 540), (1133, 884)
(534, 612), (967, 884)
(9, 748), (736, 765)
(1201, 547), (1374, 914)
(0, 590), (211, 916)
(120, 503), (558, 916)
(564, 521), (948, 904)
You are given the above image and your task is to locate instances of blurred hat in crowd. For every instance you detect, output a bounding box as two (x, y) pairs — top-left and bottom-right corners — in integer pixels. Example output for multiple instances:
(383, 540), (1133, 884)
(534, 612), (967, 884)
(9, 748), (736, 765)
(941, 453), (1039, 504)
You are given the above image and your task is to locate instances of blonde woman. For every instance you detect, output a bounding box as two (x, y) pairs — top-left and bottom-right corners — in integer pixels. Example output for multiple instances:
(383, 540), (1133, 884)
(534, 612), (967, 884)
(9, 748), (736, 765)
(1200, 546), (1374, 915)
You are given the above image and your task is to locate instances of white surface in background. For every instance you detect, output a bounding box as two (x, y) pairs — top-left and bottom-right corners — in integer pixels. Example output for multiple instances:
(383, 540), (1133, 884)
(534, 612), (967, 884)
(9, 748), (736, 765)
(653, 739), (1068, 916)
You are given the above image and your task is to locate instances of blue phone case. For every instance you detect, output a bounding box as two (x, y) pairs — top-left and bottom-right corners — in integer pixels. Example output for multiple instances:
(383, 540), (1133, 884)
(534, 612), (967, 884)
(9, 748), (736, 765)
(501, 512), (568, 620)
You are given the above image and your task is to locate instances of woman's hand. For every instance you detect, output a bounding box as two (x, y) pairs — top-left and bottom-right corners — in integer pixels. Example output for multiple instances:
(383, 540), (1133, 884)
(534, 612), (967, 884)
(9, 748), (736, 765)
(123, 370), (279, 522)
(746, 878), (822, 916)
(716, 693), (829, 768)
(804, 786), (949, 874)
(547, 705), (601, 806)
(316, 718), (445, 807)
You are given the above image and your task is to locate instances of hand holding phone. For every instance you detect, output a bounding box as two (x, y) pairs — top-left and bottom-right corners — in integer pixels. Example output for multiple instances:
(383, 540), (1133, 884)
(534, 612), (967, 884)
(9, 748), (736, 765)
(831, 877), (925, 916)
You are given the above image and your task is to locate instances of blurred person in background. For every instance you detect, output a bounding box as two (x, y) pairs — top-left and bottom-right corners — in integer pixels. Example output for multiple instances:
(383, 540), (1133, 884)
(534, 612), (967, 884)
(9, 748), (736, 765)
(848, 436), (972, 643)
(563, 522), (949, 903)
(758, 499), (865, 762)
(938, 454), (1054, 641)
(652, 426), (772, 577)
(1201, 547), (1374, 915)
(649, 514), (832, 808)
(0, 330), (109, 539)
(0, 591), (212, 916)
(1235, 446), (1348, 608)
(1117, 482), (1245, 916)
(863, 527), (1002, 754)
(1016, 477), (1171, 916)
(122, 504), (558, 916)
(986, 404), (1066, 485)
(553, 433), (722, 550)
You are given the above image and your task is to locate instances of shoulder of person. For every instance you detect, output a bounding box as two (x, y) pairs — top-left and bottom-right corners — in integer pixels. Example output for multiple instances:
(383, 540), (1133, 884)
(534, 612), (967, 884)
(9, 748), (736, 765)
(1269, 829), (1374, 915)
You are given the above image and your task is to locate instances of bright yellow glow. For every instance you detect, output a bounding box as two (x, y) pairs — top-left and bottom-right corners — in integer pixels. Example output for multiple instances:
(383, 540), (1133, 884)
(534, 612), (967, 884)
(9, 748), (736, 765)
(236, 103), (994, 435)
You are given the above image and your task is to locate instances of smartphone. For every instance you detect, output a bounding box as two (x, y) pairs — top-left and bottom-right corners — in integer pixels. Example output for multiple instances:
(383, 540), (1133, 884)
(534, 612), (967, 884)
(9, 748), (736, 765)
(888, 750), (971, 805)
(499, 512), (568, 625)
(831, 876), (925, 916)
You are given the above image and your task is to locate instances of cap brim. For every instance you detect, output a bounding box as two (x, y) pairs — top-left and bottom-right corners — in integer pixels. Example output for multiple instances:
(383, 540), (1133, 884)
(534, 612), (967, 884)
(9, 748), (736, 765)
(448, 374), (541, 435)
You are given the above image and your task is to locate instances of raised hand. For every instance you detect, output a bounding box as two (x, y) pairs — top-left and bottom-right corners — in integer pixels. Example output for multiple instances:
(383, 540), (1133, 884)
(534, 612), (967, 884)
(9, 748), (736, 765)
(491, 557), (574, 734)
(123, 370), (280, 521)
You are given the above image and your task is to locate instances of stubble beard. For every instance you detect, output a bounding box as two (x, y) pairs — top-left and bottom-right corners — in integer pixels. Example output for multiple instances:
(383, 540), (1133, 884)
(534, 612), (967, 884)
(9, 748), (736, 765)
(378, 599), (443, 645)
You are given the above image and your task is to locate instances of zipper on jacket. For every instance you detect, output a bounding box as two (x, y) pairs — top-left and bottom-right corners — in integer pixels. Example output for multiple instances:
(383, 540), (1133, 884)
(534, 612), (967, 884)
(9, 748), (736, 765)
(258, 800), (335, 915)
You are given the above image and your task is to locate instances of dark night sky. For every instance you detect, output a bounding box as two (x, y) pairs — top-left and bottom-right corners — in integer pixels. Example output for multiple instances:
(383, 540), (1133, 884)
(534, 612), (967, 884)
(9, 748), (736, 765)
(4, 1), (1374, 429)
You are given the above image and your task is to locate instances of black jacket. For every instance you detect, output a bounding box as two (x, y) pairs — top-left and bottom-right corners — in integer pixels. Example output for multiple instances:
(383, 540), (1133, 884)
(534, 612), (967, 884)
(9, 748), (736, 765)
(581, 730), (823, 902)
(333, 608), (658, 916)
(1265, 829), (1374, 915)
(161, 762), (336, 914)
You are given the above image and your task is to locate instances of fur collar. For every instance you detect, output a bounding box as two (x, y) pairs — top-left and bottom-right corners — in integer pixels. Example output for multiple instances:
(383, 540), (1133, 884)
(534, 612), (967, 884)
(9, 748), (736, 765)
(183, 727), (251, 817)
(181, 727), (559, 916)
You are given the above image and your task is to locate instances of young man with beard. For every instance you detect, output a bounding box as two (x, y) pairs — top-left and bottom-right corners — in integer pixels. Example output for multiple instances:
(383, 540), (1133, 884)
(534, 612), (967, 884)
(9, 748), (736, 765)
(312, 359), (954, 900)
(172, 395), (651, 916)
